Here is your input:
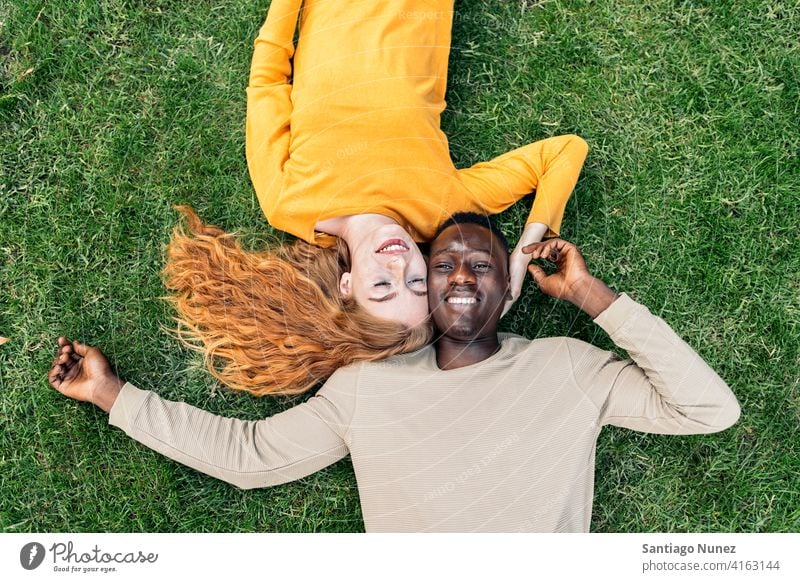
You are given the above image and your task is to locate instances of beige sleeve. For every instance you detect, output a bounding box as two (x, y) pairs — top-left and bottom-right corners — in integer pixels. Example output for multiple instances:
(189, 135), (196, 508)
(108, 369), (357, 489)
(567, 293), (741, 434)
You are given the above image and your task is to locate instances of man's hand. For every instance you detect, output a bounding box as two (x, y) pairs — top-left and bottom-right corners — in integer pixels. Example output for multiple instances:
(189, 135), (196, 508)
(523, 239), (619, 318)
(48, 337), (123, 413)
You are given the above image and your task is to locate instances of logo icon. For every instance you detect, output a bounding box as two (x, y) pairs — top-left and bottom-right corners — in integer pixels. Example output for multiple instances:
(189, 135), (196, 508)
(20, 542), (46, 570)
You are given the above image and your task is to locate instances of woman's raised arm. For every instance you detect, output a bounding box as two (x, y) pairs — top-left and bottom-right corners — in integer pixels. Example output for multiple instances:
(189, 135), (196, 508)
(246, 0), (303, 217)
(457, 134), (589, 315)
(457, 134), (588, 239)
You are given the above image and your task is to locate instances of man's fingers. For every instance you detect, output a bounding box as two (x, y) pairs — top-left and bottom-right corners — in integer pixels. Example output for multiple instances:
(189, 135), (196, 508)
(54, 338), (67, 360)
(53, 345), (81, 377)
(521, 238), (562, 258)
(528, 263), (547, 286)
(522, 239), (581, 270)
(54, 338), (75, 365)
(53, 356), (72, 382)
(71, 340), (90, 356)
(60, 361), (81, 383)
(59, 342), (82, 362)
(50, 337), (81, 390)
(49, 357), (81, 388)
(521, 241), (548, 255)
(48, 363), (63, 388)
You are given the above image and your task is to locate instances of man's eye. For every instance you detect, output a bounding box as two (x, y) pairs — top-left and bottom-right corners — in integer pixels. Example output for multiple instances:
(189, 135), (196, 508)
(433, 264), (453, 271)
(474, 263), (490, 271)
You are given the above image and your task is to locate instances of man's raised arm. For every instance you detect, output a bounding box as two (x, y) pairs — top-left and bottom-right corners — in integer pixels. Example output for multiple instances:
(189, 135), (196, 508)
(524, 240), (741, 434)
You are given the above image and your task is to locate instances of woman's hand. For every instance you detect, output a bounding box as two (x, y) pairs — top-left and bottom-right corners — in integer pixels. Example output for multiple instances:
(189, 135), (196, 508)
(48, 337), (124, 413)
(502, 222), (549, 317)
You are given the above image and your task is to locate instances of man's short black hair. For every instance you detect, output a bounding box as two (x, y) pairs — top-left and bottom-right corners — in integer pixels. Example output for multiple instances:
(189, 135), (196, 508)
(433, 212), (510, 254)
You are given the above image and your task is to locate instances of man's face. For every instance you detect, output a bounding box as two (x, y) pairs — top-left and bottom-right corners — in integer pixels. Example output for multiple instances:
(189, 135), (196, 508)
(427, 222), (510, 339)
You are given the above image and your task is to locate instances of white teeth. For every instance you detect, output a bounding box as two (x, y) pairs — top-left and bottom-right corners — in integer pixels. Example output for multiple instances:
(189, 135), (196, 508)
(446, 297), (476, 304)
(378, 244), (406, 253)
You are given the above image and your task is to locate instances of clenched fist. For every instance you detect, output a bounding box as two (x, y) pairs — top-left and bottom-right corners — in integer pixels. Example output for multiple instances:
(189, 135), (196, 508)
(523, 239), (619, 318)
(48, 337), (123, 413)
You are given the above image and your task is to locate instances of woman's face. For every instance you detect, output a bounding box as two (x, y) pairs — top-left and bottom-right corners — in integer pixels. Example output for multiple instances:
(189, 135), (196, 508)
(339, 223), (429, 327)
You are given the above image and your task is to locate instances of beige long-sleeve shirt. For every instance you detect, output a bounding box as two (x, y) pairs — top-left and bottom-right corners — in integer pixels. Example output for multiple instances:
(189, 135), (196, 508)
(109, 294), (740, 532)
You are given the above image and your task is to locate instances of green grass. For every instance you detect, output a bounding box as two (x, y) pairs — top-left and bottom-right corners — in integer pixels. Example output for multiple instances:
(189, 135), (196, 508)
(1, 0), (798, 532)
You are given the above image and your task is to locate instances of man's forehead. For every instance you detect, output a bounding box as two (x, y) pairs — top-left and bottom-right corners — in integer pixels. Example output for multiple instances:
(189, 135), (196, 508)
(431, 223), (502, 253)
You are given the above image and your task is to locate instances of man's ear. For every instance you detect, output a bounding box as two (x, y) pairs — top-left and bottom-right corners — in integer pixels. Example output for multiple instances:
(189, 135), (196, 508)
(339, 272), (353, 297)
(504, 273), (513, 301)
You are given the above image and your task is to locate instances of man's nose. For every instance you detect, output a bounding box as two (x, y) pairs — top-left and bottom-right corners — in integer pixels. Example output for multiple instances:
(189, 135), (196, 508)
(449, 263), (475, 286)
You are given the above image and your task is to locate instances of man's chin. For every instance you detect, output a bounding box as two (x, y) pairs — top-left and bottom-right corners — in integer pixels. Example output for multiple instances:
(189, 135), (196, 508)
(433, 310), (501, 340)
(435, 319), (479, 340)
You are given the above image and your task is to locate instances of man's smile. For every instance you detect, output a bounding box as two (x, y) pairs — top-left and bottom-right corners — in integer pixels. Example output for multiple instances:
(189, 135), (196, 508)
(445, 295), (478, 305)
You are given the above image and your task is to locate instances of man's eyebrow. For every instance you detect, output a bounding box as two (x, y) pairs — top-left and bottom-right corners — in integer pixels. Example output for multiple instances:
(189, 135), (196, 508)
(431, 246), (493, 257)
(368, 292), (398, 303)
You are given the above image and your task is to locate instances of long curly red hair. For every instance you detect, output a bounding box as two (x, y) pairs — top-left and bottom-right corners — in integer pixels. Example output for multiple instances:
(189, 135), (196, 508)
(160, 205), (433, 396)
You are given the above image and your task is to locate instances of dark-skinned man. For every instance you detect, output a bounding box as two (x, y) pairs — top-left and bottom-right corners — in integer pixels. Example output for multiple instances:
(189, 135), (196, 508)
(49, 213), (740, 532)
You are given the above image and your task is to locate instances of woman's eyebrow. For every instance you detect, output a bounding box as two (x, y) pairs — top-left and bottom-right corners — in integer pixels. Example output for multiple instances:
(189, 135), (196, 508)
(368, 292), (398, 303)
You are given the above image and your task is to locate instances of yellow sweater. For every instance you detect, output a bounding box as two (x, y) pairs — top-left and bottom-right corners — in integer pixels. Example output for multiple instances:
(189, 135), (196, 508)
(246, 0), (588, 247)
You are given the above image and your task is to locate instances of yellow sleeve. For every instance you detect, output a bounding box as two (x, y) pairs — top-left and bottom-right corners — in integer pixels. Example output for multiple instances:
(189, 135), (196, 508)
(456, 134), (588, 238)
(246, 0), (302, 218)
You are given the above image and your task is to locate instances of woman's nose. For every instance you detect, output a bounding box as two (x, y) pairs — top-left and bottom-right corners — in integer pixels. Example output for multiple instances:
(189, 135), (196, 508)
(387, 255), (406, 275)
